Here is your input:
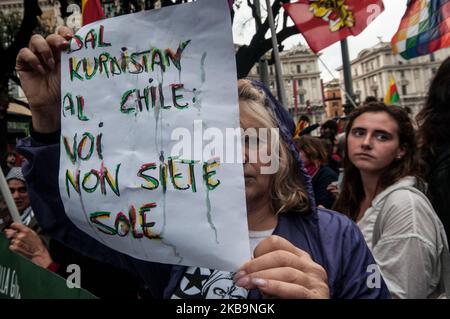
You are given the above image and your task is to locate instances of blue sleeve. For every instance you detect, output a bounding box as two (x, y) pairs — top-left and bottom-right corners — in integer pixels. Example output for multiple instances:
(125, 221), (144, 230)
(17, 137), (171, 298)
(333, 221), (391, 299)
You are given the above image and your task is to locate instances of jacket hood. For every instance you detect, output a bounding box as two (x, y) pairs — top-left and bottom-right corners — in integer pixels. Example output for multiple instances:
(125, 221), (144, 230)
(250, 80), (317, 217)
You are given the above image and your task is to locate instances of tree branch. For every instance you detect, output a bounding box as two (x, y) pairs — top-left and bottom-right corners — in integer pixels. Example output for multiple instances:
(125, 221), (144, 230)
(236, 25), (298, 78)
(1, 0), (41, 76)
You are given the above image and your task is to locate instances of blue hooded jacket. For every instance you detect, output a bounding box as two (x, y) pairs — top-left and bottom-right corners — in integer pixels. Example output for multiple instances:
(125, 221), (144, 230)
(17, 80), (390, 299)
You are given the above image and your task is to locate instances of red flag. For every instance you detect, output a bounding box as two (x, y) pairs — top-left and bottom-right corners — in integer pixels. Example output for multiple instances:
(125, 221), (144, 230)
(283, 0), (384, 53)
(82, 0), (105, 26)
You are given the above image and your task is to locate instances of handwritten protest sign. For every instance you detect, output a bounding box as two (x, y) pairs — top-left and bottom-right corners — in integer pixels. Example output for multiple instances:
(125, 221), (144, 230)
(59, 0), (250, 271)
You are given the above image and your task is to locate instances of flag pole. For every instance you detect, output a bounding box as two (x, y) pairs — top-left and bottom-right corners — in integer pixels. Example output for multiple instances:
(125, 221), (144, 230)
(340, 39), (356, 114)
(0, 169), (22, 224)
(254, 0), (270, 87)
(317, 55), (357, 109)
(265, 0), (288, 107)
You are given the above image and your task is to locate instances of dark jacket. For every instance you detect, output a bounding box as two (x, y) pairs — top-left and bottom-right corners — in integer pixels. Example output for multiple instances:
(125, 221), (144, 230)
(312, 165), (338, 209)
(427, 146), (450, 240)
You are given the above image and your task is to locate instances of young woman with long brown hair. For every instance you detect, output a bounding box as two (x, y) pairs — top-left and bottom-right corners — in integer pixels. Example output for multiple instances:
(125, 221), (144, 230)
(333, 102), (449, 298)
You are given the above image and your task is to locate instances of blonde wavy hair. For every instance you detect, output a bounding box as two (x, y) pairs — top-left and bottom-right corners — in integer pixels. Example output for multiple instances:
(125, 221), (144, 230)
(238, 79), (310, 215)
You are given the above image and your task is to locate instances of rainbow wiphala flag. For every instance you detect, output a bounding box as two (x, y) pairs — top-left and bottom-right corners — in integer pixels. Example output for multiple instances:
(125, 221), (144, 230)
(391, 0), (450, 59)
(384, 78), (400, 105)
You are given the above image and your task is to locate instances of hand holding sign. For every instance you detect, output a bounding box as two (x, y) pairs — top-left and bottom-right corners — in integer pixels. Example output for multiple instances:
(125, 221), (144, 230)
(15, 27), (73, 133)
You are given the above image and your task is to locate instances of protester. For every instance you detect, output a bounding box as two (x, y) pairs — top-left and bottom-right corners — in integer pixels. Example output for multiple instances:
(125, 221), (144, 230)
(4, 151), (17, 175)
(1, 151), (16, 176)
(6, 167), (39, 229)
(294, 115), (320, 137)
(294, 136), (337, 209)
(14, 26), (390, 299)
(0, 188), (12, 232)
(416, 56), (450, 241)
(335, 117), (348, 161)
(319, 120), (341, 174)
(320, 120), (338, 141)
(3, 168), (143, 298)
(333, 102), (450, 298)
(363, 96), (379, 104)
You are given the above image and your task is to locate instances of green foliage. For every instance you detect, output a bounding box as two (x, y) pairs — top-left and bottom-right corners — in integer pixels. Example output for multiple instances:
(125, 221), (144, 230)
(0, 10), (22, 50)
(0, 9), (50, 51)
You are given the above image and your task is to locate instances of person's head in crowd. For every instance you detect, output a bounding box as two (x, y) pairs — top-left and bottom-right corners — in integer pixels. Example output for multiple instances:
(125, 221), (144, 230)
(238, 79), (310, 218)
(295, 136), (338, 209)
(320, 120), (338, 141)
(333, 102), (420, 220)
(295, 136), (328, 171)
(416, 55), (450, 162)
(6, 167), (30, 214)
(337, 116), (348, 133)
(6, 152), (16, 168)
(299, 115), (310, 124)
(363, 96), (379, 105)
(0, 192), (12, 232)
(336, 117), (348, 159)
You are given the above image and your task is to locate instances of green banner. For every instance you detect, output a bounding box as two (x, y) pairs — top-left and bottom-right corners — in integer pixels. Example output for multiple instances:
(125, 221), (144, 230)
(0, 234), (96, 299)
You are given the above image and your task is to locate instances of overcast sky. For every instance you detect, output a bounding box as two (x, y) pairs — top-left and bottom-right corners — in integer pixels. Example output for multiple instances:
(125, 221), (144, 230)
(232, 0), (409, 82)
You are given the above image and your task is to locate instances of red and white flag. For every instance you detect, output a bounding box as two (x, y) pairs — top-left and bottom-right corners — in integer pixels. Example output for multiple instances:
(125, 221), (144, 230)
(284, 0), (384, 53)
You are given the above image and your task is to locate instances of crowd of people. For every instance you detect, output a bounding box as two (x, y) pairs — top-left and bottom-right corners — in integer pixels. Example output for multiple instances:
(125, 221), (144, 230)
(0, 25), (449, 299)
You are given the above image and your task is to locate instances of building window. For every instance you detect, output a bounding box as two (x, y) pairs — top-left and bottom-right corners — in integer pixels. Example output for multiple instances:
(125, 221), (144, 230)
(297, 65), (301, 73)
(297, 79), (303, 87)
(299, 94), (305, 104)
(270, 66), (273, 75)
(332, 93), (336, 99)
(402, 85), (407, 96)
(385, 54), (391, 65)
(430, 53), (435, 62)
(256, 66), (260, 75)
(400, 70), (405, 78)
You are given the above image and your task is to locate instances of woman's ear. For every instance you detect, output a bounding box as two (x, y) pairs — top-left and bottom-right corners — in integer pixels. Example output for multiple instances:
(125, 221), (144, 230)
(396, 145), (406, 159)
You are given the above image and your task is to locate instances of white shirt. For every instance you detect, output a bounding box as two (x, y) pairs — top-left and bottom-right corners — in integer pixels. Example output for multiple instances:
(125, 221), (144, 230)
(358, 176), (450, 298)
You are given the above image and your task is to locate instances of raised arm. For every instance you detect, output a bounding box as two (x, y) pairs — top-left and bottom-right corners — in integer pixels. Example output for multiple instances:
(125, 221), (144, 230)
(16, 26), (73, 133)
